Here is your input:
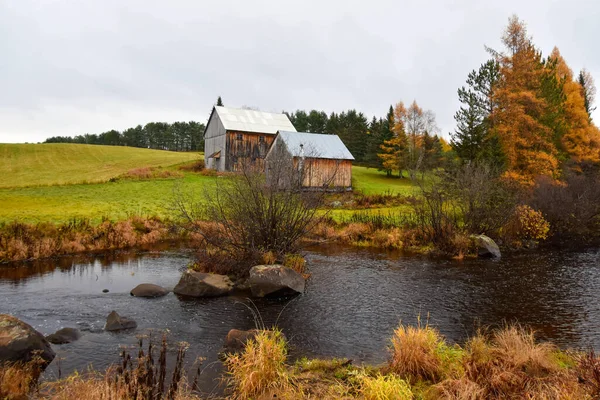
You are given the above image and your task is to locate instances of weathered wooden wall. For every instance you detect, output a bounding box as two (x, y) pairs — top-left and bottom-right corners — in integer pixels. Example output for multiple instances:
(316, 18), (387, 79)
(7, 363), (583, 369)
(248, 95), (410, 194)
(204, 110), (227, 171)
(297, 158), (352, 188)
(225, 131), (275, 171)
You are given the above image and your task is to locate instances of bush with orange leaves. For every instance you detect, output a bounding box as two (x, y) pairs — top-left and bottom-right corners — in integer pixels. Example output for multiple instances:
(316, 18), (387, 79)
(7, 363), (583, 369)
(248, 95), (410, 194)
(502, 205), (550, 247)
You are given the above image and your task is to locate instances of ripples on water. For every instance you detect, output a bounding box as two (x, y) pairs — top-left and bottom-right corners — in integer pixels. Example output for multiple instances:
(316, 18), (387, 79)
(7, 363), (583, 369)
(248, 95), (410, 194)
(1, 246), (599, 393)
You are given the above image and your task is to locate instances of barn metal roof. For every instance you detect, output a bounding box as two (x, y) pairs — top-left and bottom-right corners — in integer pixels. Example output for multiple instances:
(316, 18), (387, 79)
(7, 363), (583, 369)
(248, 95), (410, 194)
(276, 131), (355, 160)
(214, 106), (296, 134)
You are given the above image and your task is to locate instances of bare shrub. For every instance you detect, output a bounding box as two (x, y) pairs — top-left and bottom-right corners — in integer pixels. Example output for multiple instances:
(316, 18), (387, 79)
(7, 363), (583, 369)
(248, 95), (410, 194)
(442, 163), (519, 235)
(173, 156), (332, 276)
(531, 173), (600, 241)
(178, 159), (205, 172)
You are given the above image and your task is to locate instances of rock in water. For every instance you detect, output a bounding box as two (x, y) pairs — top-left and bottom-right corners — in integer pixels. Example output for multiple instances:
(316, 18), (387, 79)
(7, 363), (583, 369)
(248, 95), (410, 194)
(104, 311), (137, 331)
(173, 270), (233, 297)
(248, 265), (306, 297)
(46, 327), (81, 344)
(130, 283), (168, 298)
(0, 314), (55, 366)
(222, 329), (259, 354)
(471, 234), (501, 258)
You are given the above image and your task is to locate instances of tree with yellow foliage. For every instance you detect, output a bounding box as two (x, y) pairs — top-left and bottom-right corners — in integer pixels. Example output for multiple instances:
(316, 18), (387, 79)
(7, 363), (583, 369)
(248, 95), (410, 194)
(491, 16), (560, 184)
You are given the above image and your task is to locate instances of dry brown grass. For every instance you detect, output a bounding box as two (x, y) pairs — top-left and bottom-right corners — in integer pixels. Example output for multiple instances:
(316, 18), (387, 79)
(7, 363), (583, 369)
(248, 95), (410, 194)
(389, 320), (446, 383)
(0, 217), (176, 262)
(120, 166), (183, 180)
(0, 361), (42, 400)
(225, 329), (301, 399)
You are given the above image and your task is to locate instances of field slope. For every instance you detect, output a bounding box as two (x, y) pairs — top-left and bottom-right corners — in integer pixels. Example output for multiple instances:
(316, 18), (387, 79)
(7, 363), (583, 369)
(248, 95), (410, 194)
(0, 143), (200, 188)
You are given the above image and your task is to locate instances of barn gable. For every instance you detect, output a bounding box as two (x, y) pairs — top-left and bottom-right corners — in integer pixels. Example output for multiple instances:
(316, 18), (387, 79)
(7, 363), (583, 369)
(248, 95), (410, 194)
(204, 106), (296, 171)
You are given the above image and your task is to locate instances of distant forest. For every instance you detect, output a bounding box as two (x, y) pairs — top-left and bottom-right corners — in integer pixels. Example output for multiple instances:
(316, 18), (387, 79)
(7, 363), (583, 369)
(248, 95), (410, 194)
(43, 104), (447, 171)
(44, 121), (206, 152)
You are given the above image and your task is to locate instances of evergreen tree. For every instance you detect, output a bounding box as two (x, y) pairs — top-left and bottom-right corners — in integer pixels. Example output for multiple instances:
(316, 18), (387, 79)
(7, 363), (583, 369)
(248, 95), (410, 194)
(578, 69), (597, 121)
(217, 96), (224, 106)
(451, 60), (501, 164)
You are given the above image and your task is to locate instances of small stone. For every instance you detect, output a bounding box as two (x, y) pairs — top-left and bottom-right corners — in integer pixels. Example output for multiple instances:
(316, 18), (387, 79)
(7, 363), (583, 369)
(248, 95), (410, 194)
(222, 329), (259, 354)
(104, 311), (137, 331)
(130, 283), (168, 298)
(46, 327), (81, 344)
(173, 270), (233, 297)
(248, 264), (306, 298)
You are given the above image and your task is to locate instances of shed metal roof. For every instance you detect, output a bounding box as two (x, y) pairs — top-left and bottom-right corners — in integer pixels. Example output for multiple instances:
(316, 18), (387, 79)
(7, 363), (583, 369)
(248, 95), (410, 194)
(214, 106), (296, 134)
(276, 131), (355, 160)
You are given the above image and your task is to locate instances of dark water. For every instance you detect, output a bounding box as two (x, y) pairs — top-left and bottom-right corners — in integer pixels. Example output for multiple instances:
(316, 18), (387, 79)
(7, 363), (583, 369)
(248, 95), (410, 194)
(1, 246), (600, 394)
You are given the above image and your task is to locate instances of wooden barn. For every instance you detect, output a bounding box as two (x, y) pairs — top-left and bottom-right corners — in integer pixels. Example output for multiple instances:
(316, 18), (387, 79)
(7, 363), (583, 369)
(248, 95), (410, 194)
(265, 131), (355, 189)
(203, 106), (296, 171)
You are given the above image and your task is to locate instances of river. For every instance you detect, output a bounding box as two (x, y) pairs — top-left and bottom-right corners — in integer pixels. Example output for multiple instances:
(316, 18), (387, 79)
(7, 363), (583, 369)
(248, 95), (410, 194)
(1, 245), (599, 394)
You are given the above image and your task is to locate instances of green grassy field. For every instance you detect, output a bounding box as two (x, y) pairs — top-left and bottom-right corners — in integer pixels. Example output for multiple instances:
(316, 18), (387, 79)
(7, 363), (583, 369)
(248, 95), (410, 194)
(0, 144), (420, 223)
(351, 166), (419, 195)
(0, 143), (200, 188)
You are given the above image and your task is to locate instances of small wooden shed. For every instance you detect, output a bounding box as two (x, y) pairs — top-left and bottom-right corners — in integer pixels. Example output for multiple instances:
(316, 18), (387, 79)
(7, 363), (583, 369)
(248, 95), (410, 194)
(265, 131), (355, 189)
(203, 106), (296, 171)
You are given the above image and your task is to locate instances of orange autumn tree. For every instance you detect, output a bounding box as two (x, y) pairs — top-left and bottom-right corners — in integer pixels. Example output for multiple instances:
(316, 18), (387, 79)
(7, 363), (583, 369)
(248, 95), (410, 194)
(378, 104), (408, 177)
(547, 48), (600, 167)
(491, 16), (560, 184)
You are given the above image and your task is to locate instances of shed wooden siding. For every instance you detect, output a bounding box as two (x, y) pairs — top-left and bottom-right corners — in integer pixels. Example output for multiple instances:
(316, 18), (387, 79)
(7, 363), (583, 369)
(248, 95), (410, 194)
(295, 158), (352, 188)
(225, 131), (275, 171)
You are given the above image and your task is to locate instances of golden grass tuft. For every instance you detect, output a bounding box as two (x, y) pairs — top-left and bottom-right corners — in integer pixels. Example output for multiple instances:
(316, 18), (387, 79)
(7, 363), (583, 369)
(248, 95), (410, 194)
(284, 253), (307, 274)
(225, 329), (300, 399)
(389, 320), (446, 383)
(0, 362), (41, 400)
(359, 373), (413, 400)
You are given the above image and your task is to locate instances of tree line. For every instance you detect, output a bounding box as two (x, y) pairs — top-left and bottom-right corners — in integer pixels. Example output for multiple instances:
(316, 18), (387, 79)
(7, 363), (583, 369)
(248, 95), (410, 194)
(45, 121), (206, 152)
(285, 105), (449, 177)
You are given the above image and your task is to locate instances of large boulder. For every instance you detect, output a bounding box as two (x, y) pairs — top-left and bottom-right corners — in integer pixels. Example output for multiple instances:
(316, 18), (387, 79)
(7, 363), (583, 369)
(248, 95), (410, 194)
(222, 329), (259, 354)
(0, 314), (55, 366)
(248, 265), (305, 297)
(130, 283), (168, 298)
(472, 234), (501, 258)
(173, 270), (233, 297)
(105, 311), (137, 331)
(45, 328), (81, 345)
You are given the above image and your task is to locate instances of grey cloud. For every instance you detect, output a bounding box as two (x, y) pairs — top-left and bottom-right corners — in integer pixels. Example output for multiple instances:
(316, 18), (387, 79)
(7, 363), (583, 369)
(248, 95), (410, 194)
(1, 0), (599, 142)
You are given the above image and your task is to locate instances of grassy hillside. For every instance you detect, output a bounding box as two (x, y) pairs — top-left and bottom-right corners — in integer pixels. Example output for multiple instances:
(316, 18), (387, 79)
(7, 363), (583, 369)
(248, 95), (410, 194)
(0, 147), (421, 223)
(0, 143), (200, 188)
(352, 166), (419, 195)
(0, 173), (216, 223)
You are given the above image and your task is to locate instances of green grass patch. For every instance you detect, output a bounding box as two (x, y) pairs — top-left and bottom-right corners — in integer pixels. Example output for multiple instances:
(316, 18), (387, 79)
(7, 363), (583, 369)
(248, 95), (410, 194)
(351, 166), (419, 195)
(0, 173), (216, 224)
(0, 143), (201, 188)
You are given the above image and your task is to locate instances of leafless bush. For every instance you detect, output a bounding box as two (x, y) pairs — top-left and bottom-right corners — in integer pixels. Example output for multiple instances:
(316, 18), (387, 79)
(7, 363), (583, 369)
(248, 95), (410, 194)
(412, 163), (518, 254)
(531, 174), (600, 241)
(173, 154), (335, 275)
(442, 163), (518, 235)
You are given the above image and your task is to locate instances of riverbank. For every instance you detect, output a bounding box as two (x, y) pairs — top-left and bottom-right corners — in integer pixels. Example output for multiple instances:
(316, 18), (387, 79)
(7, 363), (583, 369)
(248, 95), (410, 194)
(2, 323), (598, 399)
(0, 214), (462, 264)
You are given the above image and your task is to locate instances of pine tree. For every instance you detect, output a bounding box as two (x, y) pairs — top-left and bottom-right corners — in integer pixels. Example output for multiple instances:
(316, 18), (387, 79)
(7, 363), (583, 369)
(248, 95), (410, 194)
(578, 69), (597, 121)
(451, 60), (501, 164)
(216, 96), (224, 106)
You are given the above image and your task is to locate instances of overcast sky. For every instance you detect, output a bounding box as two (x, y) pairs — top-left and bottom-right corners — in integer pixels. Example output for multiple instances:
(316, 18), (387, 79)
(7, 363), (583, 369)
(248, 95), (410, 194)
(1, 0), (599, 143)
